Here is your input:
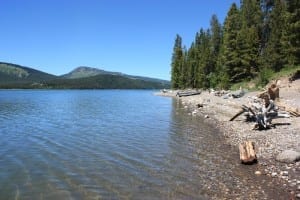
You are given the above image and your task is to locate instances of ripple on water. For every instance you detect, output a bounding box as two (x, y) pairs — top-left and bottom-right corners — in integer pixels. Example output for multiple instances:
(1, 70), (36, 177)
(0, 90), (289, 199)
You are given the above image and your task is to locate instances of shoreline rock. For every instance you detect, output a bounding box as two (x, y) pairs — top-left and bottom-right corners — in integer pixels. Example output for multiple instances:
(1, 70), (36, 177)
(276, 150), (300, 163)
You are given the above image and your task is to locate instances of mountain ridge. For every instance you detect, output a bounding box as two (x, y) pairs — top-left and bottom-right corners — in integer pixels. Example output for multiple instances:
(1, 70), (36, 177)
(0, 62), (170, 89)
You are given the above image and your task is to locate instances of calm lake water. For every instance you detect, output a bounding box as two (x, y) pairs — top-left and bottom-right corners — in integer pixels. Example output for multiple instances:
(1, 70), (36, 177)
(0, 90), (287, 199)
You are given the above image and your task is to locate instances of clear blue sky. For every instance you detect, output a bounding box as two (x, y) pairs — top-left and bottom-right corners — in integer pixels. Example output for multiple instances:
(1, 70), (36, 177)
(0, 0), (239, 80)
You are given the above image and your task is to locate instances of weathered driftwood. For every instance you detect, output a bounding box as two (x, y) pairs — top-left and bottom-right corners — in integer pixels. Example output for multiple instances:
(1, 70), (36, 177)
(276, 101), (300, 117)
(176, 90), (201, 97)
(230, 81), (298, 129)
(239, 141), (257, 164)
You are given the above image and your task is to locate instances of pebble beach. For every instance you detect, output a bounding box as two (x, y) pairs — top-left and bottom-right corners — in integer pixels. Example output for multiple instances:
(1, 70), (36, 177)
(157, 78), (300, 199)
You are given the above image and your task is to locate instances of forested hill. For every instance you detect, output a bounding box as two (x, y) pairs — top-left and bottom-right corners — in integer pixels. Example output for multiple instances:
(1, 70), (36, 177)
(0, 62), (170, 89)
(0, 62), (57, 83)
(171, 0), (300, 89)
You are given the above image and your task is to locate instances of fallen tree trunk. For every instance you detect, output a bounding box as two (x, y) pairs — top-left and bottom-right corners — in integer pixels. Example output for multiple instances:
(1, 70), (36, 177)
(239, 141), (257, 164)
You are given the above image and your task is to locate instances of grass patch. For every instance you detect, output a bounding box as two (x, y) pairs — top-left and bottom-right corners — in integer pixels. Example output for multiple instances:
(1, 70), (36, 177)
(269, 65), (300, 80)
(229, 65), (300, 91)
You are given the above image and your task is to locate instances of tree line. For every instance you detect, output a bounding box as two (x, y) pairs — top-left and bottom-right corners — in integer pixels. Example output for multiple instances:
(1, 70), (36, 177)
(171, 0), (300, 89)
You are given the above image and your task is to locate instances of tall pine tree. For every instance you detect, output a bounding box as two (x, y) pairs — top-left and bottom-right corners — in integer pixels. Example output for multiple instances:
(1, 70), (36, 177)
(171, 34), (183, 89)
(238, 0), (262, 80)
(282, 0), (300, 66)
(262, 0), (286, 71)
(222, 3), (241, 84)
(209, 14), (222, 87)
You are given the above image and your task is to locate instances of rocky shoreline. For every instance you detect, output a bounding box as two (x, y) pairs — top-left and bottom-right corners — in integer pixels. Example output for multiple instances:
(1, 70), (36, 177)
(157, 79), (300, 199)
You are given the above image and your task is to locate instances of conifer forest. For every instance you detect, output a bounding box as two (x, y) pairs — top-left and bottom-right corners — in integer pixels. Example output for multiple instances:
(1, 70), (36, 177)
(170, 0), (300, 89)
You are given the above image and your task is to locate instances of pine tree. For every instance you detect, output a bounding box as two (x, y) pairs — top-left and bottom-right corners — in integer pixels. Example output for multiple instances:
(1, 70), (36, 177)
(186, 43), (198, 88)
(282, 0), (300, 66)
(179, 46), (189, 88)
(209, 14), (222, 87)
(263, 0), (286, 71)
(261, 0), (275, 50)
(222, 3), (241, 84)
(171, 34), (183, 89)
(238, 0), (262, 80)
(193, 29), (212, 89)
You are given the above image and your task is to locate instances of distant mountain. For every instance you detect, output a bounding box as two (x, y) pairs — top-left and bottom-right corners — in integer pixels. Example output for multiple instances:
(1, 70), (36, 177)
(0, 62), (170, 89)
(62, 66), (169, 85)
(61, 66), (122, 79)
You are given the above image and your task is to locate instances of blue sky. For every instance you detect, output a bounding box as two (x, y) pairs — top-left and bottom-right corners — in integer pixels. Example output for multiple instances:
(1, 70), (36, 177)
(0, 0), (238, 80)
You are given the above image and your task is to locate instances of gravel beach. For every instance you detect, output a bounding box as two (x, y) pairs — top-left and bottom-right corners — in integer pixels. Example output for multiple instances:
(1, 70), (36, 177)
(157, 78), (300, 199)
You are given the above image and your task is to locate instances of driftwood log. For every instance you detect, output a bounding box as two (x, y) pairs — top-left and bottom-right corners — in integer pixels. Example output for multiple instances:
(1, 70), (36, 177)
(239, 141), (257, 164)
(176, 90), (201, 97)
(276, 101), (300, 117)
(230, 81), (299, 129)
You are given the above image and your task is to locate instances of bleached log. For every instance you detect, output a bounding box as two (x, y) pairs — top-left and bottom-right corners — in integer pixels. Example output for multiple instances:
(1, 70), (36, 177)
(239, 141), (257, 164)
(276, 101), (300, 117)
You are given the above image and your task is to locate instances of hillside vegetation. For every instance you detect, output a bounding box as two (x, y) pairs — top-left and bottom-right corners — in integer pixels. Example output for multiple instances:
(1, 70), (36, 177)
(0, 62), (56, 84)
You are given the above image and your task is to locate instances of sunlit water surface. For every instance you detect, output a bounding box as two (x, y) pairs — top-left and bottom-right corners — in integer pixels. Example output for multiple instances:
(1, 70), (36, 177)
(0, 90), (286, 199)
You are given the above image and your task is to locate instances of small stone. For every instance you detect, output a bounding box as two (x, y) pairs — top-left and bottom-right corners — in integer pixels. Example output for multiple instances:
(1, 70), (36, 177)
(204, 115), (209, 118)
(255, 171), (262, 175)
(296, 193), (300, 199)
(271, 172), (277, 177)
(298, 185), (300, 191)
(290, 182), (297, 187)
(282, 171), (289, 176)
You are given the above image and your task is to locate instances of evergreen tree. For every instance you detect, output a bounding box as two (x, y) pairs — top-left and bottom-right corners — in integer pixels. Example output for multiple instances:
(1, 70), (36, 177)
(262, 0), (286, 71)
(222, 3), (241, 84)
(193, 29), (212, 89)
(282, 0), (300, 66)
(171, 34), (183, 89)
(186, 43), (198, 88)
(261, 0), (275, 50)
(209, 14), (222, 87)
(210, 15), (222, 63)
(238, 0), (262, 80)
(179, 46), (189, 88)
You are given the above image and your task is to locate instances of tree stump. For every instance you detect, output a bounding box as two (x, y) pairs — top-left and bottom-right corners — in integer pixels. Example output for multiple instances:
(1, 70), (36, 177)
(268, 83), (279, 101)
(239, 141), (257, 164)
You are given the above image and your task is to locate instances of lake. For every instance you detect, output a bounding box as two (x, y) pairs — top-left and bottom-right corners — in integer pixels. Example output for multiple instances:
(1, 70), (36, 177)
(0, 90), (286, 199)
